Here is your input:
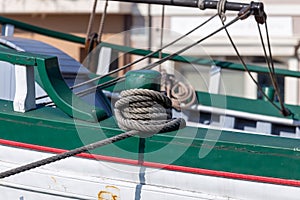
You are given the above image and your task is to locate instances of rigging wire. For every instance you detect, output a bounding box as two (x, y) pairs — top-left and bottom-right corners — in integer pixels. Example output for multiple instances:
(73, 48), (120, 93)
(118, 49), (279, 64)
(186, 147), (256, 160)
(147, 4), (152, 64)
(257, 23), (279, 97)
(36, 12), (216, 101)
(97, 0), (109, 43)
(219, 17), (285, 113)
(69, 13), (218, 91)
(75, 13), (247, 98)
(257, 22), (290, 116)
(157, 5), (196, 109)
(85, 0), (98, 42)
(84, 0), (101, 56)
(159, 5), (165, 71)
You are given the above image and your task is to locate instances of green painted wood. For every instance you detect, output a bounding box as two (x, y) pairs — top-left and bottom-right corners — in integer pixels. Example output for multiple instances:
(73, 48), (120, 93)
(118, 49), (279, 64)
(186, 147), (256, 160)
(0, 16), (85, 44)
(0, 47), (43, 65)
(92, 73), (300, 120)
(35, 57), (107, 122)
(99, 42), (300, 78)
(1, 47), (298, 121)
(125, 70), (161, 90)
(1, 99), (300, 180)
(0, 48), (107, 122)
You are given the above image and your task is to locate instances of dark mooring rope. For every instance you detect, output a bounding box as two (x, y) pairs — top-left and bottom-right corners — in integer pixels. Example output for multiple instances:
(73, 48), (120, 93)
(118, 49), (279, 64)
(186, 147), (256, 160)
(0, 89), (185, 179)
(0, 131), (137, 179)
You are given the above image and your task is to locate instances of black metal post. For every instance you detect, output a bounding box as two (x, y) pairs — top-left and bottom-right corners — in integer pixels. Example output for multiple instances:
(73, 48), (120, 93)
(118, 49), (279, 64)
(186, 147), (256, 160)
(109, 0), (264, 16)
(109, 0), (199, 8)
(109, 0), (266, 24)
(199, 1), (264, 17)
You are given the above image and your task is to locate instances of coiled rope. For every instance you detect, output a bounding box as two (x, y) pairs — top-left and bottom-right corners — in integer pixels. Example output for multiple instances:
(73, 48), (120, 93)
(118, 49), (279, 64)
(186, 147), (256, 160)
(0, 89), (185, 179)
(115, 89), (186, 137)
(161, 70), (196, 110)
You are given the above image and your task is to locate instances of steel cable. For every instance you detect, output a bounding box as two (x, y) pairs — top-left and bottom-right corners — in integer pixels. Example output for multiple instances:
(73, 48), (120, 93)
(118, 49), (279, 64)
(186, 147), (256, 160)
(220, 16), (290, 115)
(76, 13), (244, 97)
(70, 14), (218, 91)
(97, 0), (109, 43)
(257, 22), (290, 116)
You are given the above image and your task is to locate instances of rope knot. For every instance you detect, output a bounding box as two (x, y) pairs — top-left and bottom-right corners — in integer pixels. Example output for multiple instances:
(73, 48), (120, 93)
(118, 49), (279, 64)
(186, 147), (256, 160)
(115, 89), (186, 138)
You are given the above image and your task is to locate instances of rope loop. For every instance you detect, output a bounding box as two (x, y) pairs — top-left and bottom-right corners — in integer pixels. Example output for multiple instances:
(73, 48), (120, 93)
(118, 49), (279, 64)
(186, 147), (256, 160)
(115, 89), (186, 138)
(161, 70), (196, 110)
(217, 0), (227, 22)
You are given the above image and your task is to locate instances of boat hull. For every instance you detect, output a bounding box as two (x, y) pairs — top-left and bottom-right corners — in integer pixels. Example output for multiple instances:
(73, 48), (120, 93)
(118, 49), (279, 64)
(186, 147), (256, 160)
(1, 141), (300, 200)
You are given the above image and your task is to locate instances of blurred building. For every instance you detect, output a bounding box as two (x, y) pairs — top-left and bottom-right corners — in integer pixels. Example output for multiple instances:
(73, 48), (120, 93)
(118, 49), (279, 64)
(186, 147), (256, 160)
(2, 0), (300, 104)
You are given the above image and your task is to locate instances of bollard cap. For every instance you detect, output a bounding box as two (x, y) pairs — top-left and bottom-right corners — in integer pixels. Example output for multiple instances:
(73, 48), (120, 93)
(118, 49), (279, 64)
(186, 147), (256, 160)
(125, 70), (161, 91)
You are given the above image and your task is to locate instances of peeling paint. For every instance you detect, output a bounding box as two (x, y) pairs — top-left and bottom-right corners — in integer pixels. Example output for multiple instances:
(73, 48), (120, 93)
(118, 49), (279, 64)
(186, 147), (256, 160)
(98, 185), (120, 200)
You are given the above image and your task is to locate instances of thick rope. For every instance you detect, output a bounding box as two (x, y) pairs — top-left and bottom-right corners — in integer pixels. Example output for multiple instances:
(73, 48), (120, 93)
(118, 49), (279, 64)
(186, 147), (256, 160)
(161, 70), (196, 110)
(0, 131), (137, 179)
(0, 89), (185, 179)
(115, 89), (186, 137)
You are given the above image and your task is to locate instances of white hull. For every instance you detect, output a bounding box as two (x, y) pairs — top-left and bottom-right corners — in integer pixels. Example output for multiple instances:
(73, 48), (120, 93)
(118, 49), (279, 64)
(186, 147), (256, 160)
(1, 144), (300, 200)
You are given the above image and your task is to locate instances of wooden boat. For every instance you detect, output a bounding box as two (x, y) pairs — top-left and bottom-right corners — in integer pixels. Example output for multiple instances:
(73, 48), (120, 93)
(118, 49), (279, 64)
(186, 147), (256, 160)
(0, 0), (300, 199)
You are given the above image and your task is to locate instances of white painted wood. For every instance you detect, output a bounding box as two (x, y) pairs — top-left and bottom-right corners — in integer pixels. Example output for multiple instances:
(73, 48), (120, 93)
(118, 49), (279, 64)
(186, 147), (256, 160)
(0, 37), (113, 111)
(1, 144), (300, 200)
(164, 60), (175, 75)
(186, 121), (262, 135)
(194, 104), (300, 127)
(0, 37), (86, 75)
(1, 24), (15, 36)
(96, 47), (112, 75)
(243, 72), (258, 99)
(13, 65), (36, 112)
(256, 121), (272, 134)
(285, 58), (299, 105)
(296, 127), (300, 137)
(0, 61), (15, 101)
(0, 145), (233, 200)
(209, 65), (221, 94)
(220, 115), (235, 129)
(35, 82), (52, 104)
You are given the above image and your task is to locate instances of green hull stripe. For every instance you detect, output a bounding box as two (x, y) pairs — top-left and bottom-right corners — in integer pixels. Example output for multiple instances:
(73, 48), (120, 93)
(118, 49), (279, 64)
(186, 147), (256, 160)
(1, 100), (300, 181)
